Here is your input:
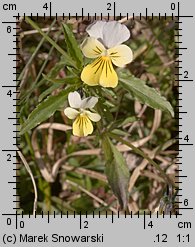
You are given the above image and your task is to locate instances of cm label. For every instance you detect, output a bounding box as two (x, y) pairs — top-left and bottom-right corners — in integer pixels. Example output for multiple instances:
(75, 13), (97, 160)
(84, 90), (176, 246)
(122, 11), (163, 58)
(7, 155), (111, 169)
(3, 3), (16, 10)
(178, 222), (192, 229)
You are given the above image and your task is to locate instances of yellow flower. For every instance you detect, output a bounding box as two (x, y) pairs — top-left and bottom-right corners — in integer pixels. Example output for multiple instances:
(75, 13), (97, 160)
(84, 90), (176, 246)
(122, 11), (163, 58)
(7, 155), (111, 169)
(81, 21), (133, 88)
(64, 91), (101, 137)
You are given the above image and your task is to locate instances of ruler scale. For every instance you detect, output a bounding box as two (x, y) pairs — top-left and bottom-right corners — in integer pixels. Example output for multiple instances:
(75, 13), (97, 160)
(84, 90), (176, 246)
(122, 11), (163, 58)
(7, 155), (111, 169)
(0, 0), (194, 246)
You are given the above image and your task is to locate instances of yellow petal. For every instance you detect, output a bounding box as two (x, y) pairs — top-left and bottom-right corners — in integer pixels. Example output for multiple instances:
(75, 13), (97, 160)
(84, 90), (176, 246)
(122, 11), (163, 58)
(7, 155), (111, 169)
(99, 57), (118, 88)
(108, 44), (133, 67)
(81, 57), (104, 86)
(73, 114), (94, 137)
(81, 37), (105, 58)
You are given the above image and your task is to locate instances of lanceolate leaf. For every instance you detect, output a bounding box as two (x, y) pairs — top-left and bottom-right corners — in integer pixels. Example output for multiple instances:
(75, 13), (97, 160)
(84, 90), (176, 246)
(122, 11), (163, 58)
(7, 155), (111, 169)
(42, 74), (81, 85)
(62, 24), (83, 69)
(102, 136), (130, 209)
(38, 83), (62, 102)
(20, 86), (77, 135)
(120, 76), (174, 117)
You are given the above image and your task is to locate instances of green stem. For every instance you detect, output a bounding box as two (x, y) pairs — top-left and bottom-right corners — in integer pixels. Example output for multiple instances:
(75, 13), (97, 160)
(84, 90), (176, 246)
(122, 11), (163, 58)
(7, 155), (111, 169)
(25, 17), (76, 69)
(107, 132), (173, 186)
(44, 182), (51, 213)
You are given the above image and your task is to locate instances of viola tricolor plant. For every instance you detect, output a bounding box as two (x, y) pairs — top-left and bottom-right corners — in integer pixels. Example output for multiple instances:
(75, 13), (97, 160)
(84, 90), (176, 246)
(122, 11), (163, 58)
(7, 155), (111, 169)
(81, 21), (133, 88)
(65, 21), (133, 137)
(21, 18), (175, 210)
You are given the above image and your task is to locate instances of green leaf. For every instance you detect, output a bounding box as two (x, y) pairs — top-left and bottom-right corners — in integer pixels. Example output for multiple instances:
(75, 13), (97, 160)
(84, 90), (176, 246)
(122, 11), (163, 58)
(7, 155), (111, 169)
(102, 135), (130, 209)
(120, 76), (174, 117)
(108, 132), (171, 185)
(42, 74), (81, 84)
(20, 86), (77, 135)
(62, 24), (83, 69)
(41, 60), (66, 82)
(97, 99), (114, 123)
(38, 83), (61, 102)
(109, 116), (139, 130)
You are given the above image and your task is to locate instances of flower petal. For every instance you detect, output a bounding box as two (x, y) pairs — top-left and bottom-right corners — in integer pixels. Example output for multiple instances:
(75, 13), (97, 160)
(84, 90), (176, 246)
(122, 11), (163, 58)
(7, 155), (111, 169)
(68, 91), (82, 108)
(81, 37), (105, 58)
(64, 107), (79, 120)
(108, 44), (133, 67)
(99, 58), (118, 88)
(73, 115), (94, 137)
(80, 96), (98, 109)
(102, 21), (130, 48)
(86, 21), (106, 41)
(85, 110), (101, 122)
(81, 57), (104, 86)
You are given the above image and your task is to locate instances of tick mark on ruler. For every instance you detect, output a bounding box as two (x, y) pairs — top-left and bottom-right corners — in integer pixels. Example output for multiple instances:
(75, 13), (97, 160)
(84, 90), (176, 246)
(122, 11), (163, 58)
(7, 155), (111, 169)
(175, 207), (194, 210)
(175, 47), (187, 50)
(8, 54), (20, 56)
(81, 8), (84, 20)
(143, 211), (146, 229)
(175, 79), (193, 82)
(176, 15), (194, 18)
(2, 21), (20, 24)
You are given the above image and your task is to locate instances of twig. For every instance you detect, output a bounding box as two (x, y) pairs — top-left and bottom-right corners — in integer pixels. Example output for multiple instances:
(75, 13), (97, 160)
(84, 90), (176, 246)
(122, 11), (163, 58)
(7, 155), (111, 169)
(118, 16), (133, 23)
(61, 164), (107, 182)
(140, 170), (165, 183)
(47, 118), (54, 157)
(128, 148), (157, 192)
(108, 132), (174, 186)
(66, 180), (118, 214)
(136, 18), (171, 64)
(31, 119), (166, 182)
(126, 104), (147, 131)
(17, 151), (38, 215)
(32, 123), (72, 182)
(22, 27), (58, 36)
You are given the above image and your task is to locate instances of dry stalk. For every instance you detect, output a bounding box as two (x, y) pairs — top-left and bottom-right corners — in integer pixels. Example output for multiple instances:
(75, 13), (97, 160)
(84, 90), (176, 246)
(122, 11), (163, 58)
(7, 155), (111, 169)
(17, 151), (38, 215)
(66, 180), (118, 214)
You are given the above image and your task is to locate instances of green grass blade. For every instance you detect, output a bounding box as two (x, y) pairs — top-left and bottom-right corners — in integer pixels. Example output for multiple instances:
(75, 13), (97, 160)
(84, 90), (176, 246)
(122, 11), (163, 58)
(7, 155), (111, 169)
(25, 17), (76, 69)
